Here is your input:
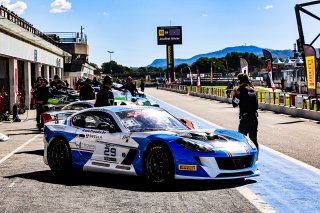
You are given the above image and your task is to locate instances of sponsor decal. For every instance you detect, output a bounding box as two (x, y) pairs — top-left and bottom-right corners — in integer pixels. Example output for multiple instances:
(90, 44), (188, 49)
(75, 142), (96, 152)
(104, 157), (117, 162)
(232, 158), (241, 167)
(85, 134), (102, 139)
(178, 164), (197, 171)
(122, 135), (130, 143)
(82, 129), (107, 134)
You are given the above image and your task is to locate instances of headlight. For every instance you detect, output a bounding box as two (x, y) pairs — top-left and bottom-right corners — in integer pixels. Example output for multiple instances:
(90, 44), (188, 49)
(175, 138), (215, 153)
(245, 136), (257, 150)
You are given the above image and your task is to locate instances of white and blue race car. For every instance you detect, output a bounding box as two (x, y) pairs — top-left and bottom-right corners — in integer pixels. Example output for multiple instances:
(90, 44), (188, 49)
(43, 106), (259, 183)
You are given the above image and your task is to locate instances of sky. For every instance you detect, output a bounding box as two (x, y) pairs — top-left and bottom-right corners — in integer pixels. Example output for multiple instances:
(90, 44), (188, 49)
(1, 0), (320, 67)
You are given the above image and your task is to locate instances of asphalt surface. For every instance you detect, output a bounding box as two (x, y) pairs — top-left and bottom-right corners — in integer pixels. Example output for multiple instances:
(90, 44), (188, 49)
(147, 88), (320, 169)
(0, 108), (259, 212)
(0, 88), (319, 212)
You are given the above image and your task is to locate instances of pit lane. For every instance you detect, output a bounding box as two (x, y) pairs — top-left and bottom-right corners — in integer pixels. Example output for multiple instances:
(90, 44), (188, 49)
(0, 88), (319, 212)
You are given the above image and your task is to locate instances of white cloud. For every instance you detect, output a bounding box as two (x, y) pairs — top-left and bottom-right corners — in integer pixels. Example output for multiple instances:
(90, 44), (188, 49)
(202, 13), (208, 17)
(0, 0), (27, 14)
(49, 0), (71, 14)
(264, 5), (273, 10)
(103, 11), (109, 16)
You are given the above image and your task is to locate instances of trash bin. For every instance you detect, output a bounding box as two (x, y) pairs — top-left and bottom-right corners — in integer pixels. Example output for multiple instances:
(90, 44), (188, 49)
(295, 95), (304, 108)
(290, 92), (297, 106)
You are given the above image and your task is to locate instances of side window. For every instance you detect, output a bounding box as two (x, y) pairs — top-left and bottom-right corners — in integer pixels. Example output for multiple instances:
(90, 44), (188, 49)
(72, 114), (86, 128)
(72, 111), (120, 131)
(95, 112), (121, 132)
(72, 112), (98, 129)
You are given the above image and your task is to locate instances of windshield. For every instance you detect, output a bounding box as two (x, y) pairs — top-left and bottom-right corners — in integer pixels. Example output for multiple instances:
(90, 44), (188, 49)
(116, 108), (188, 132)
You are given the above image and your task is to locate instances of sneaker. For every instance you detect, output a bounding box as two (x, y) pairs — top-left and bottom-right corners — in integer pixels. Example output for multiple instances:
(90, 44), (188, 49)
(13, 117), (21, 122)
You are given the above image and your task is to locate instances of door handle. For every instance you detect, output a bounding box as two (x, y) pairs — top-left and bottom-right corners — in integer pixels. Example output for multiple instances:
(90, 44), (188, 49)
(79, 134), (85, 139)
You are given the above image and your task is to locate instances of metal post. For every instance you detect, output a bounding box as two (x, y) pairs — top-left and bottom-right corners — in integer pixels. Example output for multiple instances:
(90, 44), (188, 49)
(107, 50), (114, 73)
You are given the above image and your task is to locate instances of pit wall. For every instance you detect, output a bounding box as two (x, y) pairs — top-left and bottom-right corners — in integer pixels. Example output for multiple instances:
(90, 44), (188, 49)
(157, 84), (320, 121)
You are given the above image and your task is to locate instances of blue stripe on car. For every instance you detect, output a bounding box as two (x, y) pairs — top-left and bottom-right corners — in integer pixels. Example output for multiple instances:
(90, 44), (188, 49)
(44, 126), (78, 143)
(71, 150), (93, 171)
(131, 134), (179, 176)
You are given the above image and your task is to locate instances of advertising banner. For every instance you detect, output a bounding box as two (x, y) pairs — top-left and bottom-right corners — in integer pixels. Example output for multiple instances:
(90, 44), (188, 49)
(262, 49), (276, 91)
(303, 44), (317, 97)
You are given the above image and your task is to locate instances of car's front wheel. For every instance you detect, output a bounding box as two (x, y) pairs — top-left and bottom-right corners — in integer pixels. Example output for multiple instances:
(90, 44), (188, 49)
(144, 143), (174, 184)
(47, 138), (71, 174)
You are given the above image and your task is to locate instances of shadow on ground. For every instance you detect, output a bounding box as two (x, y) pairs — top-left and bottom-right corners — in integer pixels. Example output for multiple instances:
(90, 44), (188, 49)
(4, 170), (256, 192)
(15, 149), (44, 156)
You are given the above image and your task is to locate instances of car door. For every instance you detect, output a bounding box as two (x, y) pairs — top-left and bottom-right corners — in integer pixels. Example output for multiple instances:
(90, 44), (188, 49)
(92, 111), (137, 166)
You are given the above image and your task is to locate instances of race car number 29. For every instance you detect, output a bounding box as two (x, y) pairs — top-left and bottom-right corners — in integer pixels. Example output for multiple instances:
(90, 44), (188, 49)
(104, 144), (117, 162)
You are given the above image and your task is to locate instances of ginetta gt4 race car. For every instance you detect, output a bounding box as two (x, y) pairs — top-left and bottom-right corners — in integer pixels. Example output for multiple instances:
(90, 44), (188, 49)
(44, 106), (259, 183)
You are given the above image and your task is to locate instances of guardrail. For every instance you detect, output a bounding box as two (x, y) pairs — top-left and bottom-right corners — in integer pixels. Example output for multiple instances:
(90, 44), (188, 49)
(157, 84), (319, 111)
(0, 5), (58, 46)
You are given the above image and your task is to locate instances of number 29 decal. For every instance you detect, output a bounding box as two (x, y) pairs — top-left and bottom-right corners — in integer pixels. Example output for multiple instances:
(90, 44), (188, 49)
(104, 144), (116, 157)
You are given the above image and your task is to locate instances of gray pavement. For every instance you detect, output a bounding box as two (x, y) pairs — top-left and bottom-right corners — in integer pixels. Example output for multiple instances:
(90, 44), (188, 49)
(146, 88), (320, 169)
(0, 109), (259, 212)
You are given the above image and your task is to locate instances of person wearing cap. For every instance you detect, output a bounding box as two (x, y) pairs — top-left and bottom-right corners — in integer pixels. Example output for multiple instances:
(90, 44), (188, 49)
(80, 78), (95, 100)
(95, 75), (114, 107)
(232, 73), (259, 151)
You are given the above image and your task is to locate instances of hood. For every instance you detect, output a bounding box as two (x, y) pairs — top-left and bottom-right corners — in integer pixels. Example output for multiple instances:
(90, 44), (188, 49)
(140, 129), (250, 150)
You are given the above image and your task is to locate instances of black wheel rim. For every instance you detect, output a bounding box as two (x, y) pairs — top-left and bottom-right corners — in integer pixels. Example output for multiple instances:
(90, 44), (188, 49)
(49, 140), (69, 171)
(146, 148), (170, 182)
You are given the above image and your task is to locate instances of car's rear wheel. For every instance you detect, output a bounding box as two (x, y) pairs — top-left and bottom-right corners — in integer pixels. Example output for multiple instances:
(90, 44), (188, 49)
(47, 138), (71, 174)
(144, 143), (174, 184)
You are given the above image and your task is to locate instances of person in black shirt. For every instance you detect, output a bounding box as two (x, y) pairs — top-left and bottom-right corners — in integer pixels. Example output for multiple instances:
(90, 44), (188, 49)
(80, 78), (95, 100)
(95, 75), (114, 107)
(232, 73), (259, 151)
(121, 76), (138, 96)
(34, 79), (51, 130)
(140, 79), (145, 92)
(50, 75), (65, 90)
(92, 77), (101, 87)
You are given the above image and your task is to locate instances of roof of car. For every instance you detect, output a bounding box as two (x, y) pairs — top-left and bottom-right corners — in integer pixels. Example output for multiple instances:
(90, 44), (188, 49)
(85, 106), (161, 113)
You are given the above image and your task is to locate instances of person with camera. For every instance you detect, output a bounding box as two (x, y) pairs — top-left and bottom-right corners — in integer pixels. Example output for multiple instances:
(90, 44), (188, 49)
(232, 73), (259, 151)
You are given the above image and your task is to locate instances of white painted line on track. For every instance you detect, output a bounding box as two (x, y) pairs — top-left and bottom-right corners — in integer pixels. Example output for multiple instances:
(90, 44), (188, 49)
(0, 134), (40, 165)
(237, 186), (277, 213)
(147, 94), (275, 213)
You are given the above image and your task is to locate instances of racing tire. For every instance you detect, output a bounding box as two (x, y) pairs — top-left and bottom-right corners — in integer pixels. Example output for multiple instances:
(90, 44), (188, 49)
(143, 143), (174, 184)
(47, 138), (72, 175)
